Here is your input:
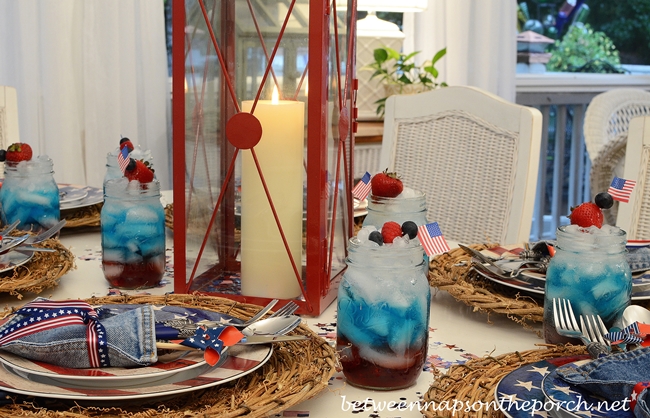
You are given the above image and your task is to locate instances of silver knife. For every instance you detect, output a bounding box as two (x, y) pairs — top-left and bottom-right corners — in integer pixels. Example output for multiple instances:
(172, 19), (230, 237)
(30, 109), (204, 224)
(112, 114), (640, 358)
(156, 335), (311, 352)
(239, 335), (311, 345)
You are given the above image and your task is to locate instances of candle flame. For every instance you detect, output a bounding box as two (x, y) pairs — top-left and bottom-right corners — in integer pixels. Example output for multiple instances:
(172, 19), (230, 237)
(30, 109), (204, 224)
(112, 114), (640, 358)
(272, 86), (279, 104)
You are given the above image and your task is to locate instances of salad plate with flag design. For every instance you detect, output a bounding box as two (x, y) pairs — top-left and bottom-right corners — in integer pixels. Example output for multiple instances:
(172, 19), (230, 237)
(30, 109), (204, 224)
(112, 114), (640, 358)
(0, 343), (271, 402)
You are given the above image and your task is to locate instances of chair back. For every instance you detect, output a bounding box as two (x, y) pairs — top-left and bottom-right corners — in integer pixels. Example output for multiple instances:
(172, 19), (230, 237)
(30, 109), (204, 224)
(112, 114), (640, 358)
(616, 116), (650, 239)
(584, 88), (650, 162)
(379, 85), (542, 245)
(586, 89), (650, 225)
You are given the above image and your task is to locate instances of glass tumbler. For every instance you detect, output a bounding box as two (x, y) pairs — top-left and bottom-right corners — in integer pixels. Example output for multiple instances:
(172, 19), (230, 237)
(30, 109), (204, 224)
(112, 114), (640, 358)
(0, 157), (60, 232)
(543, 225), (632, 344)
(101, 178), (166, 289)
(337, 236), (430, 390)
(362, 189), (428, 229)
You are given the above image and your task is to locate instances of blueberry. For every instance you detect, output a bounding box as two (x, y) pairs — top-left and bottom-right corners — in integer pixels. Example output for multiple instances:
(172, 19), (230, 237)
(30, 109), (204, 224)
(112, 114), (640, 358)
(401, 221), (418, 239)
(368, 231), (384, 246)
(595, 192), (614, 209)
(119, 137), (131, 145)
(0, 150), (5, 162)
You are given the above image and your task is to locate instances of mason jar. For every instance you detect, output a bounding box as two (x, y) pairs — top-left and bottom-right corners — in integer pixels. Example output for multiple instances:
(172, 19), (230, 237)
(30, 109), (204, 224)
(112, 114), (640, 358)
(104, 150), (123, 193)
(101, 178), (166, 289)
(337, 236), (430, 390)
(543, 225), (632, 344)
(0, 157), (60, 232)
(362, 189), (428, 229)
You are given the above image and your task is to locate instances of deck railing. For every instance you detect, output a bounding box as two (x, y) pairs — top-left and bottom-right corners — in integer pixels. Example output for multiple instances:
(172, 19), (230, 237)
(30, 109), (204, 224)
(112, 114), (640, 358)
(516, 71), (650, 240)
(352, 71), (650, 241)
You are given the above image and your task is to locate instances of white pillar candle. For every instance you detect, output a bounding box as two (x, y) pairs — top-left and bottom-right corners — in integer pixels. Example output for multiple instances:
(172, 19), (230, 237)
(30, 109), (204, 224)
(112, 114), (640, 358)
(240, 97), (304, 299)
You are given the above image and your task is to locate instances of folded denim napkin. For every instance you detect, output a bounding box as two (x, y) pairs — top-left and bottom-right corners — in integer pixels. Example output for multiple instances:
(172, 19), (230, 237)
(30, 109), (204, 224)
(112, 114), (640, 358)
(556, 346), (650, 402)
(0, 299), (157, 368)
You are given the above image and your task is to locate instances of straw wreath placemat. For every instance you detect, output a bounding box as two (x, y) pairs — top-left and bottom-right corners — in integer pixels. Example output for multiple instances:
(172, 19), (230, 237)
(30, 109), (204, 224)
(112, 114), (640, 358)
(0, 294), (338, 418)
(423, 344), (589, 418)
(428, 244), (543, 327)
(61, 203), (102, 228)
(0, 236), (75, 298)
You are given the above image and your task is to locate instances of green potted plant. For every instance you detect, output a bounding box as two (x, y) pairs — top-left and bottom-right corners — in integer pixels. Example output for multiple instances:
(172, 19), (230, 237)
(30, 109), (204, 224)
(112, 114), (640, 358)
(546, 23), (624, 73)
(364, 46), (447, 117)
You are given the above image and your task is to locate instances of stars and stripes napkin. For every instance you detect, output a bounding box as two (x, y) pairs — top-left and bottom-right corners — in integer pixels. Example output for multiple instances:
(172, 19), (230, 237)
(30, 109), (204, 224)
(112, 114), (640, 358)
(0, 299), (157, 368)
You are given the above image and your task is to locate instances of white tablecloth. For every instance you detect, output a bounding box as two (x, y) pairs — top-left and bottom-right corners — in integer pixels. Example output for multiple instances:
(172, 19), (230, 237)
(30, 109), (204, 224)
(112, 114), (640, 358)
(0, 228), (543, 417)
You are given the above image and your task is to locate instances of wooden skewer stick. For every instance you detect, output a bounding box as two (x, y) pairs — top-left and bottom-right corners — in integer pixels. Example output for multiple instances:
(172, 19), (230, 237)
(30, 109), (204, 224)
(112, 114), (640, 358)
(156, 342), (199, 352)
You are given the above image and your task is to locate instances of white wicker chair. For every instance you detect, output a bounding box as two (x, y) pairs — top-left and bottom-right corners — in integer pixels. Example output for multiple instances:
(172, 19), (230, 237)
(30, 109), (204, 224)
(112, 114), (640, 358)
(379, 86), (543, 245)
(585, 89), (650, 225)
(616, 116), (650, 239)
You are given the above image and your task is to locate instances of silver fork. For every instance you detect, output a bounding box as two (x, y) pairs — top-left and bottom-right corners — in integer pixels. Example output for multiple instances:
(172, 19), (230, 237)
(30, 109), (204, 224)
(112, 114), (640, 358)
(553, 298), (609, 358)
(552, 298), (588, 344)
(23, 219), (67, 245)
(580, 314), (611, 356)
(269, 301), (299, 318)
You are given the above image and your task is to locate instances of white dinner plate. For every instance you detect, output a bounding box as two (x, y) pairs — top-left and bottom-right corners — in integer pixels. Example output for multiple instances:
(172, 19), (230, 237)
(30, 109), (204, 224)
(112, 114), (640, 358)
(0, 344), (271, 402)
(479, 246), (650, 301)
(58, 185), (88, 204)
(0, 303), (246, 388)
(59, 184), (103, 210)
(472, 263), (545, 297)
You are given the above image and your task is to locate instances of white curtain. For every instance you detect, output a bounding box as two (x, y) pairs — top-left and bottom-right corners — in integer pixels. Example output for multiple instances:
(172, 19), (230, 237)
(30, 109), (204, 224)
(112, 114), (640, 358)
(404, 0), (517, 102)
(0, 0), (170, 189)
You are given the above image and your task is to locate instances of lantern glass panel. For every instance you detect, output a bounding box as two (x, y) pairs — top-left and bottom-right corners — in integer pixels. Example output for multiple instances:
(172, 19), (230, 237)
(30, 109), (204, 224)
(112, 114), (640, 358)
(176, 0), (353, 311)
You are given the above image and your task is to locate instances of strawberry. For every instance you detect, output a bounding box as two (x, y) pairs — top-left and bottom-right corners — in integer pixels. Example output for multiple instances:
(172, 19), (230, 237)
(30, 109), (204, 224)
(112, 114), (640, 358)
(381, 221), (403, 244)
(371, 170), (403, 198)
(569, 202), (604, 228)
(124, 159), (155, 183)
(120, 137), (134, 153)
(4, 143), (32, 162)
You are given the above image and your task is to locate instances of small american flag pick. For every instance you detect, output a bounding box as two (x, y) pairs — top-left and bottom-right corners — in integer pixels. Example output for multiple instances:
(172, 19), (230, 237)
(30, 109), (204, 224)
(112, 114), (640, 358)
(418, 222), (450, 257)
(352, 172), (372, 200)
(180, 325), (244, 366)
(117, 146), (131, 174)
(608, 176), (636, 203)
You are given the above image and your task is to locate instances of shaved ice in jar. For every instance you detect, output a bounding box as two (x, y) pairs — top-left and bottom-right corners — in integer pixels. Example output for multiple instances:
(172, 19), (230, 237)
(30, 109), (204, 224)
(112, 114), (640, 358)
(543, 224), (632, 344)
(337, 223), (430, 390)
(0, 155), (59, 232)
(101, 178), (165, 289)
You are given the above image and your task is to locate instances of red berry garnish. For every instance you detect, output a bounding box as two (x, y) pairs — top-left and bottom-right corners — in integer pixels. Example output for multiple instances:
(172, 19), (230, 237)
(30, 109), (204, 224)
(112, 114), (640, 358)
(381, 221), (403, 244)
(5, 143), (32, 162)
(124, 159), (154, 183)
(569, 202), (604, 228)
(371, 170), (404, 198)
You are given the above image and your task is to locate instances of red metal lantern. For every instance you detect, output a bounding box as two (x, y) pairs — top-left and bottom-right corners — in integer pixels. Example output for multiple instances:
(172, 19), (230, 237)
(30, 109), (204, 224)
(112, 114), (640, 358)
(171, 0), (358, 315)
